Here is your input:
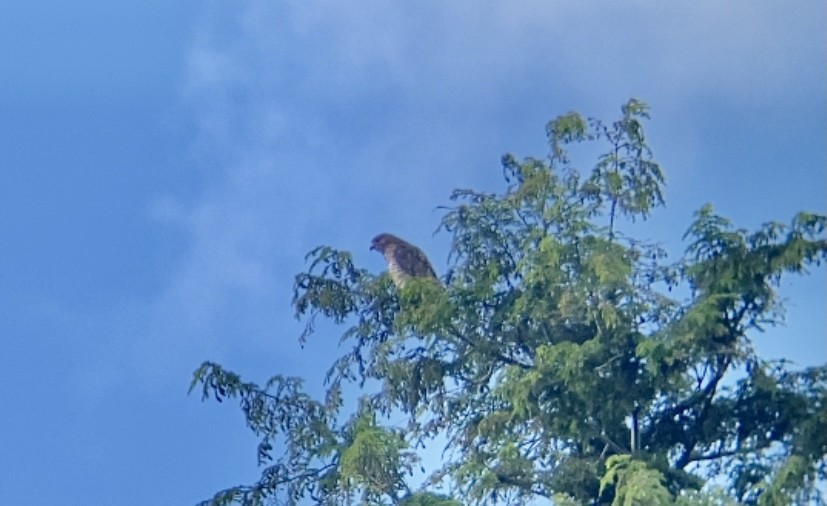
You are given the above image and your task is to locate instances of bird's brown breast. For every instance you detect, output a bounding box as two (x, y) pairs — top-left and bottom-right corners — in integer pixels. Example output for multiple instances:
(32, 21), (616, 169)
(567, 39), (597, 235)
(384, 245), (412, 287)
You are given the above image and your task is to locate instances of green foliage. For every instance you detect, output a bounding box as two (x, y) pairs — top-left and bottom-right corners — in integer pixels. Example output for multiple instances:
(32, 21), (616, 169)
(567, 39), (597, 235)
(399, 492), (463, 506)
(191, 100), (827, 506)
(600, 455), (672, 505)
(339, 410), (413, 500)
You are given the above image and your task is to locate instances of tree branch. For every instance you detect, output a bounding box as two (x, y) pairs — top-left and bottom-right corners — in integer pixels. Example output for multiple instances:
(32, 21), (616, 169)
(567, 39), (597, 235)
(447, 324), (532, 370)
(686, 445), (758, 464)
(675, 356), (731, 469)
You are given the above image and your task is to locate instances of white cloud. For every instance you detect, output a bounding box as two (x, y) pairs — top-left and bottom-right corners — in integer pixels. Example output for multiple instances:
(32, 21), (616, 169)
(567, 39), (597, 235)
(257, 1), (824, 108)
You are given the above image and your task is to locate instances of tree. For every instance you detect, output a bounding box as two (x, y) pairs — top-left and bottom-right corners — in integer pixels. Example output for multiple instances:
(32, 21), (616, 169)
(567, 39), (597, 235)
(191, 99), (827, 505)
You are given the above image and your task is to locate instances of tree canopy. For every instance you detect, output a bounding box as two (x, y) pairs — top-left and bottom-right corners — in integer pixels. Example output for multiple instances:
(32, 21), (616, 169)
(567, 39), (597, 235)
(191, 99), (826, 506)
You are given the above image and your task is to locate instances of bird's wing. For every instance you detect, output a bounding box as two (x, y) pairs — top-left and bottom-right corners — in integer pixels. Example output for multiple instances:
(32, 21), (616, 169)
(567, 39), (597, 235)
(393, 242), (438, 279)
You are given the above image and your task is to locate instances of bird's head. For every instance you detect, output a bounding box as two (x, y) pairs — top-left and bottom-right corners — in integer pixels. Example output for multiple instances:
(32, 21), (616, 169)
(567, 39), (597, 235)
(370, 233), (398, 253)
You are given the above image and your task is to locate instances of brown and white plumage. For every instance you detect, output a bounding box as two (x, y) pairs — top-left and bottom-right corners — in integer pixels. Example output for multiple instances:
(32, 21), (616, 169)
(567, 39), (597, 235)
(370, 233), (437, 288)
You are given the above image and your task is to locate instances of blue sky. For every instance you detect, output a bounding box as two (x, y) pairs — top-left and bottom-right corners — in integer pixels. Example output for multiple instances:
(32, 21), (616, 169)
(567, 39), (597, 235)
(0, 1), (824, 504)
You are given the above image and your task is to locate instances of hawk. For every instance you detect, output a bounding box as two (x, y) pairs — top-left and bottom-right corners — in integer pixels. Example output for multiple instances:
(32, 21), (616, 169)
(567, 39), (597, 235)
(370, 233), (438, 288)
